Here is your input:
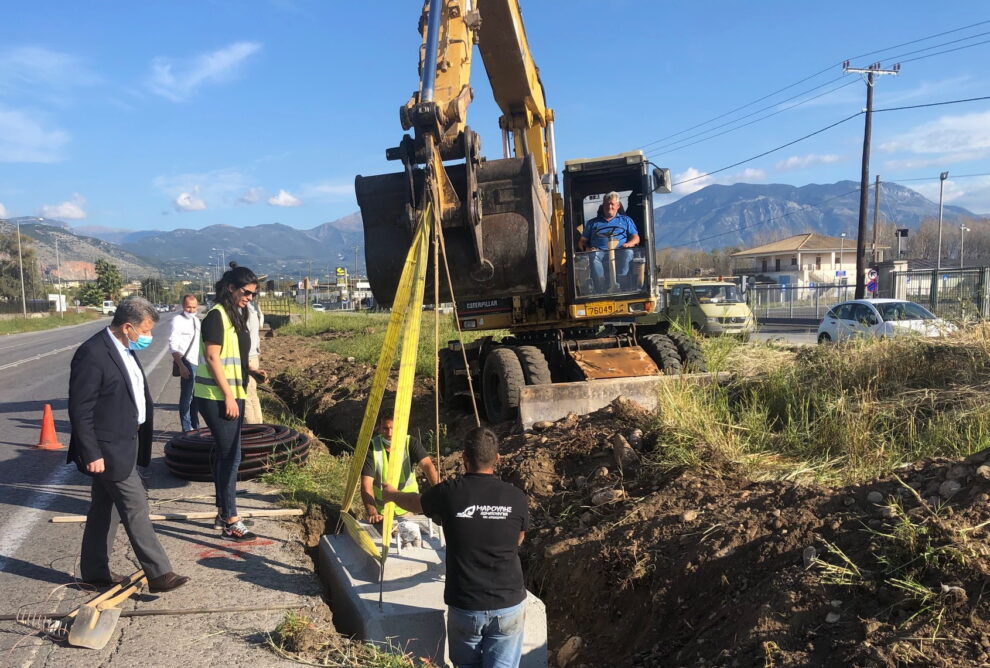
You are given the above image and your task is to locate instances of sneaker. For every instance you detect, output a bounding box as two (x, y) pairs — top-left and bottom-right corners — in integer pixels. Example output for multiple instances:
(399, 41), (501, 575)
(214, 513), (254, 529)
(222, 520), (258, 542)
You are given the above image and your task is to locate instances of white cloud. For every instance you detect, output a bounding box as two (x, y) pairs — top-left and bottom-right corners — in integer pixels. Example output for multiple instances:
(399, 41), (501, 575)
(239, 187), (264, 204)
(879, 110), (990, 155)
(40, 193), (86, 220)
(0, 202), (7, 218)
(300, 180), (355, 201)
(912, 176), (990, 214)
(153, 169), (251, 208)
(174, 189), (207, 212)
(267, 189), (302, 207)
(0, 46), (101, 104)
(147, 42), (262, 102)
(673, 167), (766, 196)
(0, 105), (68, 162)
(775, 153), (841, 171)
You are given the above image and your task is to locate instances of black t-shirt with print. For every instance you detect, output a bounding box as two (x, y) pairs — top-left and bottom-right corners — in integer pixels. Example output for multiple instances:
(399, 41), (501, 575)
(361, 437), (429, 478)
(420, 473), (529, 611)
(202, 308), (250, 390)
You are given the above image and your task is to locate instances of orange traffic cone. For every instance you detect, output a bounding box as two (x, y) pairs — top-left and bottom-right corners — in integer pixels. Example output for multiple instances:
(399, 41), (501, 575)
(35, 404), (65, 450)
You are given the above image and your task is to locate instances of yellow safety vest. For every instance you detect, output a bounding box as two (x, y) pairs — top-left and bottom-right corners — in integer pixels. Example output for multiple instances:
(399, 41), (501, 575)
(370, 434), (419, 516)
(194, 305), (247, 401)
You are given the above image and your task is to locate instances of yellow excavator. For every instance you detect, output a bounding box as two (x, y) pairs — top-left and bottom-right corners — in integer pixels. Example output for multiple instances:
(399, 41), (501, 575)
(355, 0), (707, 425)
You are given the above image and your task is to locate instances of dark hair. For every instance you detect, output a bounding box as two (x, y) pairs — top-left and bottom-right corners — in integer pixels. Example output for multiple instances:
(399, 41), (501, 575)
(214, 261), (258, 333)
(111, 295), (160, 328)
(463, 427), (499, 470)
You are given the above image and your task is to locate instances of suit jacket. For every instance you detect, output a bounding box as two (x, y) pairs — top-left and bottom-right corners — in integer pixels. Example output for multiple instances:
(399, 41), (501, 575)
(68, 328), (154, 481)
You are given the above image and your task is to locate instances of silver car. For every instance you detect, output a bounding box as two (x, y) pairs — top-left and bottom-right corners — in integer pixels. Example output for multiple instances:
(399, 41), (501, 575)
(817, 299), (956, 344)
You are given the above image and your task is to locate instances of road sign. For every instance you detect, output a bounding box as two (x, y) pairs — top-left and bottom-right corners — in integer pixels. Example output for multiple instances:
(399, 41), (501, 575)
(867, 280), (878, 293)
(335, 267), (346, 276)
(867, 269), (878, 281)
(835, 270), (847, 278)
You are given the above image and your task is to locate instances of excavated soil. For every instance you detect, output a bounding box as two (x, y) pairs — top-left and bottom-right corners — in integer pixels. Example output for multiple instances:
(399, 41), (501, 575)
(264, 333), (990, 667)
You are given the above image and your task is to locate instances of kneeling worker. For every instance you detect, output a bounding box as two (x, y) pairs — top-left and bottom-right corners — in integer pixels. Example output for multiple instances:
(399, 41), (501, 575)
(361, 414), (439, 524)
(383, 427), (529, 668)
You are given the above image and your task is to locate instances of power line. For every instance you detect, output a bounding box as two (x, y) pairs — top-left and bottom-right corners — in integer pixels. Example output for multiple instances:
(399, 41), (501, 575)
(885, 172), (990, 183)
(672, 112), (863, 186)
(874, 94), (990, 112)
(883, 29), (990, 62)
(637, 19), (990, 153)
(897, 36), (990, 64)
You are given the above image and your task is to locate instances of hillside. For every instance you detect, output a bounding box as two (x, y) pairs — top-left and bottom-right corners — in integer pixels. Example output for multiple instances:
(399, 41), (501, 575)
(654, 180), (984, 251)
(0, 218), (158, 280)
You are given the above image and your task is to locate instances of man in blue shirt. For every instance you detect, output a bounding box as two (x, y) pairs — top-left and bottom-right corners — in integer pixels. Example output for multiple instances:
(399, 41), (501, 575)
(578, 191), (640, 292)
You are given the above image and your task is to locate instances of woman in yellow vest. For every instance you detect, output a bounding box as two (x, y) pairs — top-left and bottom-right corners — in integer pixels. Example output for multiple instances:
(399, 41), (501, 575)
(195, 263), (268, 542)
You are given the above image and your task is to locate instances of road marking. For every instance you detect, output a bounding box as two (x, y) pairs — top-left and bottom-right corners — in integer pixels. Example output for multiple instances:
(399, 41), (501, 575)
(0, 344), (79, 371)
(0, 466), (79, 573)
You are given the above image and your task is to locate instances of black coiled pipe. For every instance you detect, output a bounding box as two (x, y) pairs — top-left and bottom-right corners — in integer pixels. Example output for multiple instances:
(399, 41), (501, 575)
(164, 424), (311, 481)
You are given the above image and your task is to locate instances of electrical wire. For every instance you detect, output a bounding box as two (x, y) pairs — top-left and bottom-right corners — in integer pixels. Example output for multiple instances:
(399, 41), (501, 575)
(672, 112), (863, 186)
(874, 94), (990, 112)
(885, 172), (990, 183)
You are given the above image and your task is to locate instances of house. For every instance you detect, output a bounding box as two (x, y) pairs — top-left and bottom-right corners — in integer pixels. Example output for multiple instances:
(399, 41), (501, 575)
(732, 233), (888, 286)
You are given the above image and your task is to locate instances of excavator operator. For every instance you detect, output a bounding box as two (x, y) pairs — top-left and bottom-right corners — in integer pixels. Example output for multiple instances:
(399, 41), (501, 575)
(578, 191), (640, 292)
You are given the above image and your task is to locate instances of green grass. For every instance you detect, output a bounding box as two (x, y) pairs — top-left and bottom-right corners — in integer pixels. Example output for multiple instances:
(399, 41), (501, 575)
(282, 311), (504, 376)
(268, 611), (429, 666)
(0, 310), (101, 335)
(647, 327), (990, 485)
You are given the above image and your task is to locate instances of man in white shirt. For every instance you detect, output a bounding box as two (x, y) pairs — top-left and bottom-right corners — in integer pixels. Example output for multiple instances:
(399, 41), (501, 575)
(243, 299), (265, 424)
(168, 294), (201, 434)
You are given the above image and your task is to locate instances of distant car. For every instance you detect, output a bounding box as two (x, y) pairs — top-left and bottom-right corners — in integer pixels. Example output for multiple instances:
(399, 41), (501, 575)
(311, 303), (325, 312)
(817, 299), (956, 344)
(101, 300), (116, 316)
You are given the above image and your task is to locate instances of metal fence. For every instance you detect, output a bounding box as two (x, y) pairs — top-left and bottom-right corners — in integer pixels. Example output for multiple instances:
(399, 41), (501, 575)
(746, 267), (990, 322)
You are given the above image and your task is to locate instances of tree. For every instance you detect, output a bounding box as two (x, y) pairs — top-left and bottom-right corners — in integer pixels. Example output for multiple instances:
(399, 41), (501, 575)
(0, 230), (44, 302)
(76, 282), (104, 306)
(141, 277), (165, 303)
(95, 259), (123, 301)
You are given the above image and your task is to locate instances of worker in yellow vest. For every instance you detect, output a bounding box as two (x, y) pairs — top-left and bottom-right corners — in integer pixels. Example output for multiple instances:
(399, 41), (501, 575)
(361, 414), (439, 524)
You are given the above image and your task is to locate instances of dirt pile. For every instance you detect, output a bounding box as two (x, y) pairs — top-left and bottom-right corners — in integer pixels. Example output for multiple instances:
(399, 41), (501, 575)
(494, 398), (990, 667)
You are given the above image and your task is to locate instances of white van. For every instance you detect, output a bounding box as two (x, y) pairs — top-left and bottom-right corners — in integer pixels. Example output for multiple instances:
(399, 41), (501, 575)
(101, 300), (116, 316)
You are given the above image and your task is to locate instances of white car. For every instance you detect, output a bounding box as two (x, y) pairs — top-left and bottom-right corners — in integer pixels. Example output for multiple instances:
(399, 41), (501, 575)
(817, 299), (956, 344)
(311, 303), (325, 312)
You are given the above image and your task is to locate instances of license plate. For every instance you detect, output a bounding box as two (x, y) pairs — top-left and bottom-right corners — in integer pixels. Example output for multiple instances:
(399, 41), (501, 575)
(586, 303), (615, 317)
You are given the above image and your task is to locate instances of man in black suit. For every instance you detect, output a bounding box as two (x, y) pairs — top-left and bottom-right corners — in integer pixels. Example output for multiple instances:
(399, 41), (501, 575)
(68, 295), (189, 593)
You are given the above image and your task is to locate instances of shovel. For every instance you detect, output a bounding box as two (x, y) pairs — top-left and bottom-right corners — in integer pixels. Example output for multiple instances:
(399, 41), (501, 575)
(68, 572), (148, 649)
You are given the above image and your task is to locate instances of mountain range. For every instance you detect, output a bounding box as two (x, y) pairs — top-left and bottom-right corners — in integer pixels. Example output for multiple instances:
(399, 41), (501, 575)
(653, 180), (984, 251)
(3, 181), (985, 280)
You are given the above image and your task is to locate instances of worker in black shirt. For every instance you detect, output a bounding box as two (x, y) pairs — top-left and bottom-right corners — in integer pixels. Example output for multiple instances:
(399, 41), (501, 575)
(383, 426), (529, 668)
(361, 414), (439, 524)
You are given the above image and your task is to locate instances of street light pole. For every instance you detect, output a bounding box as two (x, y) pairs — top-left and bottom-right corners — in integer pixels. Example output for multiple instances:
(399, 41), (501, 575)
(55, 237), (64, 319)
(15, 219), (27, 316)
(839, 233), (846, 276)
(936, 171), (948, 272)
(961, 225), (970, 269)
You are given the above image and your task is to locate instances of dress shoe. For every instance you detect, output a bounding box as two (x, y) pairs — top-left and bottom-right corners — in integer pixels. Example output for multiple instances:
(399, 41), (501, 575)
(147, 572), (190, 593)
(82, 571), (126, 587)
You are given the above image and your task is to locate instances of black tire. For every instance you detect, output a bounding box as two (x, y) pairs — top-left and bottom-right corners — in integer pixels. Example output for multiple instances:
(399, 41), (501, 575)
(481, 347), (526, 423)
(818, 332), (832, 344)
(666, 331), (708, 372)
(639, 334), (683, 374)
(439, 349), (469, 409)
(514, 346), (552, 385)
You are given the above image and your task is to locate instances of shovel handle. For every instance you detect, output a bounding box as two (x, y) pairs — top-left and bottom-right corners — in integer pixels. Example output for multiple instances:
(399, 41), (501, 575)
(97, 577), (148, 611)
(64, 570), (145, 620)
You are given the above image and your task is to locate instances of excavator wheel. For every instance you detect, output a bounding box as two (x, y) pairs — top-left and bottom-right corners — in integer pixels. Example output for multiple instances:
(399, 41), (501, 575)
(482, 347), (526, 423)
(439, 349), (470, 410)
(514, 346), (552, 386)
(639, 334), (683, 375)
(666, 331), (708, 373)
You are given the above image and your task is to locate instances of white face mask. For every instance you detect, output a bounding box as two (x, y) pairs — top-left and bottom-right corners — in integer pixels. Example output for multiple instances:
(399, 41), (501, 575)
(183, 310), (196, 318)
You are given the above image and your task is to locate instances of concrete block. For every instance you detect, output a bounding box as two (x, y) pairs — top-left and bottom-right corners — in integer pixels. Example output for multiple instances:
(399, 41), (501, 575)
(319, 518), (547, 666)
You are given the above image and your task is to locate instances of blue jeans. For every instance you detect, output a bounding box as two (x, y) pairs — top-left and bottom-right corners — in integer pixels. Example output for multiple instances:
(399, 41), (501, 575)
(447, 600), (526, 668)
(588, 248), (632, 289)
(178, 360), (200, 432)
(199, 397), (244, 521)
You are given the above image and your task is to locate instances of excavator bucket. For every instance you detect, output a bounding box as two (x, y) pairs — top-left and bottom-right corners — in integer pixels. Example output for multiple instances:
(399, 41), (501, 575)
(355, 154), (549, 306)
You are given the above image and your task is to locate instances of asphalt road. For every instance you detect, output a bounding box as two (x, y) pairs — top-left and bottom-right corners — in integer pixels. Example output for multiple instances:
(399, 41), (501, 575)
(0, 313), (319, 666)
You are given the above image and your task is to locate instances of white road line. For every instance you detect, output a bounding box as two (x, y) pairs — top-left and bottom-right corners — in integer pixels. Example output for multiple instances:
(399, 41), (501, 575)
(0, 344), (79, 371)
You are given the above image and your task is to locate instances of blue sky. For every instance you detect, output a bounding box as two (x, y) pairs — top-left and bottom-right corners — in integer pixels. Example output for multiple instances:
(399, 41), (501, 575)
(1, 0), (989, 235)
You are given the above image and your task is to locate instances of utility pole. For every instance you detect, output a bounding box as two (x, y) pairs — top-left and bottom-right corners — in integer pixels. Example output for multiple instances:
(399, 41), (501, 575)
(936, 171), (948, 272)
(55, 237), (64, 319)
(871, 175), (881, 264)
(961, 224), (970, 269)
(352, 244), (361, 277)
(15, 219), (27, 316)
(843, 60), (900, 299)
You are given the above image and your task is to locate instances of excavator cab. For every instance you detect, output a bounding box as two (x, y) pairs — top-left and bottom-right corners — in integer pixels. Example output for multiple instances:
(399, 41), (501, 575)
(563, 151), (667, 313)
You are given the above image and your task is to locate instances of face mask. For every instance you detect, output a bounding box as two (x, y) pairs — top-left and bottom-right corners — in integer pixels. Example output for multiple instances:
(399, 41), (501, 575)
(126, 325), (153, 350)
(183, 311), (196, 318)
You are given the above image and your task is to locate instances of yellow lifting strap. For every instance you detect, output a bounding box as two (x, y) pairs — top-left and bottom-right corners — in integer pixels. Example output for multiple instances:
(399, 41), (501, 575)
(337, 201), (431, 564)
